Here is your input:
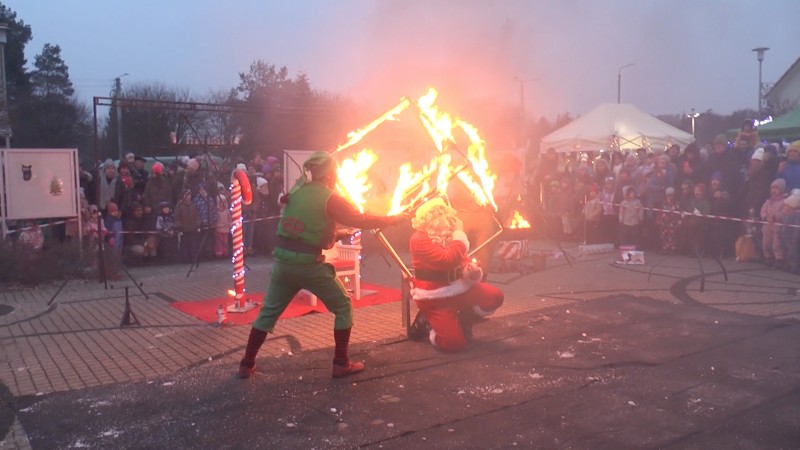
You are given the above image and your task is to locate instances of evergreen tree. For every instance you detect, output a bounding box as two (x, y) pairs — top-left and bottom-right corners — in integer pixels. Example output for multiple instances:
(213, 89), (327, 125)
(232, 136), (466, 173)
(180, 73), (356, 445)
(15, 42), (90, 149)
(0, 3), (32, 103)
(233, 60), (344, 156)
(30, 43), (74, 99)
(0, 3), (33, 146)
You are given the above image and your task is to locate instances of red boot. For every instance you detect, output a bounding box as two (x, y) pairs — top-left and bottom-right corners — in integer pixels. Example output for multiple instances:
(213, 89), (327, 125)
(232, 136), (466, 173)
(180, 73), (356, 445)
(238, 328), (267, 379)
(332, 327), (365, 378)
(332, 360), (365, 378)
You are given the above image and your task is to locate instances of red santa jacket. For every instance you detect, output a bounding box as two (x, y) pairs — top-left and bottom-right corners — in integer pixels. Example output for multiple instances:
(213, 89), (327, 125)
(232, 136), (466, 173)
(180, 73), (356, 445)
(409, 229), (481, 300)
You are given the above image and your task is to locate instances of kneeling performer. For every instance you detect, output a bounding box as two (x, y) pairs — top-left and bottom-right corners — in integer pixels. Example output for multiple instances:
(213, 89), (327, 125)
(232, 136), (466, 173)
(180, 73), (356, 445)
(408, 198), (504, 351)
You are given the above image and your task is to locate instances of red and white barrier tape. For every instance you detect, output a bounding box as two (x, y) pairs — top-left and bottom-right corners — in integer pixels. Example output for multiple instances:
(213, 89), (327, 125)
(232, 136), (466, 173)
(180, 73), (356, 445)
(597, 201), (800, 229)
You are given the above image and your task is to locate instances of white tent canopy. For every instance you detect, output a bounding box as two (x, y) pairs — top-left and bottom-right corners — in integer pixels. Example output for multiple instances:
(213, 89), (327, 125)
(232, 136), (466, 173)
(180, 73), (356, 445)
(540, 103), (695, 153)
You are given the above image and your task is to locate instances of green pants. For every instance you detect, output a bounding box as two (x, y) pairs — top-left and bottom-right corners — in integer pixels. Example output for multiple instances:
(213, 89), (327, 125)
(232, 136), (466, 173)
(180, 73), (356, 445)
(252, 259), (353, 332)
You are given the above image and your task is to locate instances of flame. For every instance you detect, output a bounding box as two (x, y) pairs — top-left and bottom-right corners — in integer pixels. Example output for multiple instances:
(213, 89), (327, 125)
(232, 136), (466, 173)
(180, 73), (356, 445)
(388, 162), (434, 215)
(334, 98), (411, 154)
(457, 121), (497, 209)
(416, 88), (455, 152)
(337, 86), (500, 218)
(509, 210), (531, 229)
(336, 149), (378, 213)
(413, 87), (497, 210)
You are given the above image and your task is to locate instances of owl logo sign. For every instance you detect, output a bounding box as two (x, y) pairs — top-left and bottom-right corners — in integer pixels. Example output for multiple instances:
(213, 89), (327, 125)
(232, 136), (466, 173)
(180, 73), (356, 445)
(21, 164), (32, 181)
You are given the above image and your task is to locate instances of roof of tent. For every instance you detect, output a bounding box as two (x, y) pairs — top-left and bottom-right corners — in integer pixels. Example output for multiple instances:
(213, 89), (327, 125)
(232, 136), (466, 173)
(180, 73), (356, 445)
(540, 103), (695, 153)
(757, 105), (800, 141)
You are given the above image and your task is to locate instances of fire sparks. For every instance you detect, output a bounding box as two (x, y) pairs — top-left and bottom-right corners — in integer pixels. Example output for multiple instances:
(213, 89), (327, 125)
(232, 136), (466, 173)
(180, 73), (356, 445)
(509, 210), (531, 229)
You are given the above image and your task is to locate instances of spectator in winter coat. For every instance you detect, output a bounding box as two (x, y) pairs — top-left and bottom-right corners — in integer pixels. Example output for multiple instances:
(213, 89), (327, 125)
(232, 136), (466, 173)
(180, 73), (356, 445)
(583, 185), (603, 244)
(657, 187), (682, 254)
(175, 189), (200, 263)
(130, 155), (149, 197)
(743, 147), (776, 217)
(618, 186), (643, 247)
(98, 160), (125, 214)
(142, 163), (173, 223)
(123, 202), (148, 258)
(681, 183), (711, 253)
(708, 174), (736, 258)
(103, 201), (124, 256)
(779, 191), (800, 274)
(214, 193), (232, 258)
(777, 141), (800, 192)
(676, 142), (707, 187)
(193, 182), (218, 258)
(707, 134), (745, 203)
(761, 179), (787, 268)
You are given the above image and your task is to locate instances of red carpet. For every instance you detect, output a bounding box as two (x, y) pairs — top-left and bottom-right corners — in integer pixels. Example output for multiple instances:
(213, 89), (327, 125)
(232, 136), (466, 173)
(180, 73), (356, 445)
(170, 283), (401, 325)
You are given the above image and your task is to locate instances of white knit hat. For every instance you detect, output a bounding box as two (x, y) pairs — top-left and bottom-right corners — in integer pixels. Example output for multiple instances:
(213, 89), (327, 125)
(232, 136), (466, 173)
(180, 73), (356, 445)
(785, 193), (800, 209)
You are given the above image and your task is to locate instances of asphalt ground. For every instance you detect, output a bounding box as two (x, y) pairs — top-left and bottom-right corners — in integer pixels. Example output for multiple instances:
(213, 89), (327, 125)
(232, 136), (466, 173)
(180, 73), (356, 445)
(1, 237), (800, 449)
(11, 295), (800, 449)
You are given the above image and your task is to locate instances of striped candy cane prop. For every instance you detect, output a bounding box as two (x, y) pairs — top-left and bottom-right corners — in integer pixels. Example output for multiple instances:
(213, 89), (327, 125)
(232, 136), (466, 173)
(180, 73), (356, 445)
(229, 168), (254, 311)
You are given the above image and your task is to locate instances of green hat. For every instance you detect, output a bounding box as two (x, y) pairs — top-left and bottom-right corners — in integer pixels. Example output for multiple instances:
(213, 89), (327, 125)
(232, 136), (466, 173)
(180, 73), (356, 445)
(287, 151), (337, 198)
(303, 151), (336, 179)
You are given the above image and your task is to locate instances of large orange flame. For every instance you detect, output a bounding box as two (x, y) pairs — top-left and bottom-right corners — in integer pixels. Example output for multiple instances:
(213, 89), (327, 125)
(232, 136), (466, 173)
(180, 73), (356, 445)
(336, 149), (378, 213)
(335, 87), (500, 218)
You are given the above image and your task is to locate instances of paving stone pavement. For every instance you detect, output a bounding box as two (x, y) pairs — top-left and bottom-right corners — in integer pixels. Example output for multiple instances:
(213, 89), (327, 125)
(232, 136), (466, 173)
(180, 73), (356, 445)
(1, 240), (798, 448)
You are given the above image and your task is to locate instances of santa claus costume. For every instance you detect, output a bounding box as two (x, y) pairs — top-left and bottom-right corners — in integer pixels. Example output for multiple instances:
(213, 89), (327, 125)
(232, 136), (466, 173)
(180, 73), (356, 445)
(408, 198), (504, 352)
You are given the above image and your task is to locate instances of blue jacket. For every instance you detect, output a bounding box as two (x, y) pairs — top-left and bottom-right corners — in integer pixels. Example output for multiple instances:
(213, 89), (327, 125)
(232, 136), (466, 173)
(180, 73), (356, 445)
(780, 159), (800, 192)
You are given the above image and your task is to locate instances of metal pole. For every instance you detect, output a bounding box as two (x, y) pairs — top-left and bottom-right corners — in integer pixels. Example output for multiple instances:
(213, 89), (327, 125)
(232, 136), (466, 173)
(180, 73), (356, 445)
(93, 98), (107, 287)
(617, 63), (634, 104)
(0, 41), (7, 148)
(758, 59), (763, 118)
(752, 47), (769, 119)
(115, 77), (123, 161)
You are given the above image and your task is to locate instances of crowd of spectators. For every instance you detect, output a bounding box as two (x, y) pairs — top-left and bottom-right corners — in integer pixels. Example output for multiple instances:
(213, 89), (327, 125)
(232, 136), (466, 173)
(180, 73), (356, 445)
(528, 120), (800, 274)
(8, 151), (286, 267)
(5, 119), (800, 277)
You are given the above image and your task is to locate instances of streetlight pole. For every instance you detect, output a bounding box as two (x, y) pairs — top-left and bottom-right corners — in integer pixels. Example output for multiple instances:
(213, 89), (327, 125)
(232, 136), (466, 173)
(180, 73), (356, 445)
(0, 22), (10, 148)
(513, 76), (536, 148)
(513, 76), (536, 119)
(617, 63), (634, 104)
(752, 47), (769, 119)
(114, 73), (129, 160)
(686, 108), (700, 137)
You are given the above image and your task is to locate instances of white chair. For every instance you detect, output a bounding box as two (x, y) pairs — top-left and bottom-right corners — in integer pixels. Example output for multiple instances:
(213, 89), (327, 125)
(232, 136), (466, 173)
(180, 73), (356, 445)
(302, 242), (362, 306)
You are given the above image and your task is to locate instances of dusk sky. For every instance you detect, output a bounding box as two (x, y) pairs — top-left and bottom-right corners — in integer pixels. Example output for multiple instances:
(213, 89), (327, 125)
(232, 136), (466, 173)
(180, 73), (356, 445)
(10, 0), (800, 120)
